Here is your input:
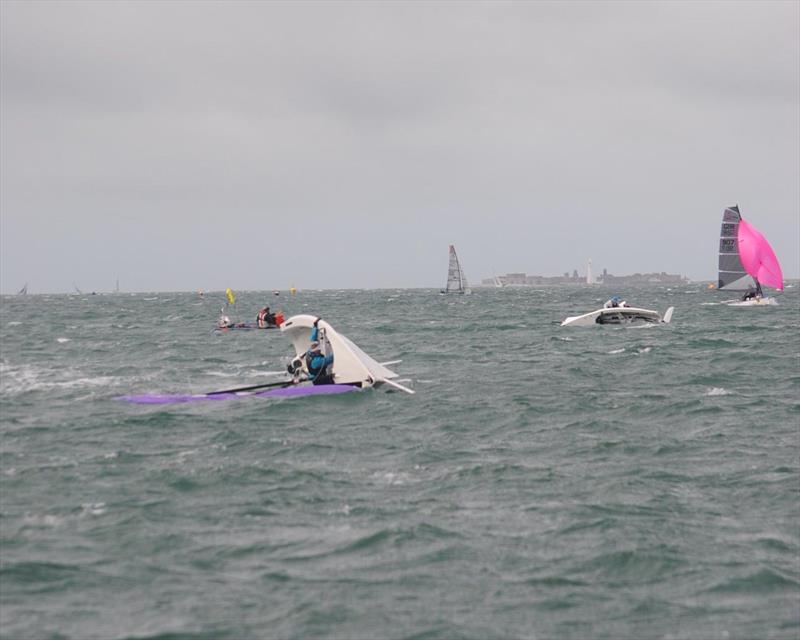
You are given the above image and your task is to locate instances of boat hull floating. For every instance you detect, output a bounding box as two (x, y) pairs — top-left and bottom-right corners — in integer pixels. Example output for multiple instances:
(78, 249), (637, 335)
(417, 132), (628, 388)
(561, 306), (674, 327)
(726, 298), (779, 307)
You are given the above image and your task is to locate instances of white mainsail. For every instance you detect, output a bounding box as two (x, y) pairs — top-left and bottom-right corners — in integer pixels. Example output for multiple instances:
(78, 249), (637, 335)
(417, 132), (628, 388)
(444, 245), (470, 294)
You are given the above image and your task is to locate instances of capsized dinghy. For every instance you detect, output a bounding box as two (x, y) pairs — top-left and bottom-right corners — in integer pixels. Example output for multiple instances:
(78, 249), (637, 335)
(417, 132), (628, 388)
(561, 306), (674, 327)
(120, 315), (414, 404)
(214, 323), (279, 332)
(281, 315), (414, 393)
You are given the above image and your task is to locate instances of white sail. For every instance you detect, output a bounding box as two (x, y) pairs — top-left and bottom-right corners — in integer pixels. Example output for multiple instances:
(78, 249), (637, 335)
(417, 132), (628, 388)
(444, 245), (470, 294)
(586, 259), (594, 285)
(17, 283), (28, 295)
(281, 315), (401, 388)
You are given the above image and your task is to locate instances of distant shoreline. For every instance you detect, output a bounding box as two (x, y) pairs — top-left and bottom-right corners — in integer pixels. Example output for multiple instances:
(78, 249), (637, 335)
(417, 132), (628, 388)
(3, 280), (799, 296)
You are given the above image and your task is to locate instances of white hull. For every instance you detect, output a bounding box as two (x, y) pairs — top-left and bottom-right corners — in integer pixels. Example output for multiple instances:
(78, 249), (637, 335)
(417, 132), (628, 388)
(280, 315), (413, 393)
(726, 297), (778, 306)
(561, 306), (674, 327)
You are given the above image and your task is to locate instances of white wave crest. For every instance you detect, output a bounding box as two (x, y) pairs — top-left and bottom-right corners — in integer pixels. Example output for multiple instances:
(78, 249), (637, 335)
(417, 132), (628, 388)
(705, 387), (731, 396)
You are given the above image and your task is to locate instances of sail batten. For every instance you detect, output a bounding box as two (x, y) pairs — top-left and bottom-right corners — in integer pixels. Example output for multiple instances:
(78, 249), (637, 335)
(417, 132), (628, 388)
(717, 206), (754, 290)
(444, 245), (470, 294)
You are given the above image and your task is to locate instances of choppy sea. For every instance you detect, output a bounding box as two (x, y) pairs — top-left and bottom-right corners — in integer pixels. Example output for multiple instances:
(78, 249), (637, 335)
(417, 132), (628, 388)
(1, 285), (798, 640)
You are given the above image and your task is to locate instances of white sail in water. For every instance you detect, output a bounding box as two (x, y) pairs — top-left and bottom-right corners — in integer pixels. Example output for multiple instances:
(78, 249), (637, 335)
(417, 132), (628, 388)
(586, 259), (594, 285)
(718, 205), (755, 290)
(444, 245), (470, 294)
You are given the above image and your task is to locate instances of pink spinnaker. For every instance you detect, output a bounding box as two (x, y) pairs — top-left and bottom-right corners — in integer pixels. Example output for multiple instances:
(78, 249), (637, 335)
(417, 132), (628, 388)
(737, 218), (784, 290)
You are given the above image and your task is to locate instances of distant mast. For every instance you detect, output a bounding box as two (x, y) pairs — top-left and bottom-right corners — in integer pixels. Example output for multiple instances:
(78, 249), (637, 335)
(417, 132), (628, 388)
(586, 259), (594, 285)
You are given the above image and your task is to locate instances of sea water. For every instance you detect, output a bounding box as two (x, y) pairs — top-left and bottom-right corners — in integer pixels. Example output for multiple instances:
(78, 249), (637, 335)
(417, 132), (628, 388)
(1, 285), (798, 640)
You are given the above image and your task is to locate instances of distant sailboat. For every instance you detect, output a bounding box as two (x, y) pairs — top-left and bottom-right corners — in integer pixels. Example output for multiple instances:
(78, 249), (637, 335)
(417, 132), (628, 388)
(115, 277), (119, 293)
(718, 205), (783, 305)
(441, 245), (471, 294)
(73, 283), (83, 295)
(586, 259), (594, 285)
(17, 283), (28, 295)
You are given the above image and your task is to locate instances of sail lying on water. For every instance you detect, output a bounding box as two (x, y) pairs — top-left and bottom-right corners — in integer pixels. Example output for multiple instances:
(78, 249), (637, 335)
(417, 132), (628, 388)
(444, 245), (470, 294)
(717, 205), (783, 291)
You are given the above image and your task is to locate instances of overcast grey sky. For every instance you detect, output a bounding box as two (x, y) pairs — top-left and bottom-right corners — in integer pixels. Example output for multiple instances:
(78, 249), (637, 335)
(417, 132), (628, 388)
(1, 0), (798, 293)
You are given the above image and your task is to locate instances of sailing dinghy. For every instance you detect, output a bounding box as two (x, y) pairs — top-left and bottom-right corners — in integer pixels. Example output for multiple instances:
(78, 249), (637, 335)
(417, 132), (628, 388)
(120, 315), (413, 404)
(441, 245), (471, 294)
(281, 315), (414, 393)
(717, 205), (783, 306)
(561, 305), (674, 327)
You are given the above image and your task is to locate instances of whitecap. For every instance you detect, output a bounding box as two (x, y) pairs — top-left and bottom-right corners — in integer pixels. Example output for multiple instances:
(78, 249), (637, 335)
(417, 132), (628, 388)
(80, 502), (107, 516)
(7, 321), (22, 326)
(637, 346), (652, 354)
(705, 387), (731, 396)
(56, 337), (70, 343)
(608, 348), (626, 354)
(205, 370), (239, 378)
(23, 513), (63, 528)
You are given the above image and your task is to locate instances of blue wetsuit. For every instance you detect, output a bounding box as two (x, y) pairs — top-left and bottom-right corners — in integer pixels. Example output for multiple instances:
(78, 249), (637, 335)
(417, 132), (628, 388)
(306, 325), (334, 384)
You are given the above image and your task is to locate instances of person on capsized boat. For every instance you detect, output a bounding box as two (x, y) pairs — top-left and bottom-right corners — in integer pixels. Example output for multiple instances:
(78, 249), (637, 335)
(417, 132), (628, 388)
(306, 318), (334, 384)
(256, 306), (276, 328)
(217, 311), (232, 328)
(604, 296), (621, 308)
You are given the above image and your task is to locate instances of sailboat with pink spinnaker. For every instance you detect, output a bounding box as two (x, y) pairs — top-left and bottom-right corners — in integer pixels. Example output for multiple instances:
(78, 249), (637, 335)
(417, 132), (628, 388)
(717, 205), (784, 306)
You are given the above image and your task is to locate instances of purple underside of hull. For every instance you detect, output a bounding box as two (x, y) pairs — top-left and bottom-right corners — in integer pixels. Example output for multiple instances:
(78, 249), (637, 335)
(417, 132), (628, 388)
(214, 324), (277, 331)
(119, 384), (359, 405)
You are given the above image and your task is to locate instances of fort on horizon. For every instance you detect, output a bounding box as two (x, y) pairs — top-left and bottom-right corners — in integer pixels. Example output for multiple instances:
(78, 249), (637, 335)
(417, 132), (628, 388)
(482, 268), (689, 286)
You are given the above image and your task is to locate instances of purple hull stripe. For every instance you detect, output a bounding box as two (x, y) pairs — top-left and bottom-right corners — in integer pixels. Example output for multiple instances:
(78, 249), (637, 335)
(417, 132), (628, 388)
(119, 384), (358, 405)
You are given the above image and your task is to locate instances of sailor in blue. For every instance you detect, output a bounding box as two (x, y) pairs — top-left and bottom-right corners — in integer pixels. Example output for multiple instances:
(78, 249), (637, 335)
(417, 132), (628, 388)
(306, 318), (334, 385)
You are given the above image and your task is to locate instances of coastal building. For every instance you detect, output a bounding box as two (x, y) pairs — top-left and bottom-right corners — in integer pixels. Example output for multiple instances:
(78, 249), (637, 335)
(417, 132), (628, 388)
(481, 269), (688, 287)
